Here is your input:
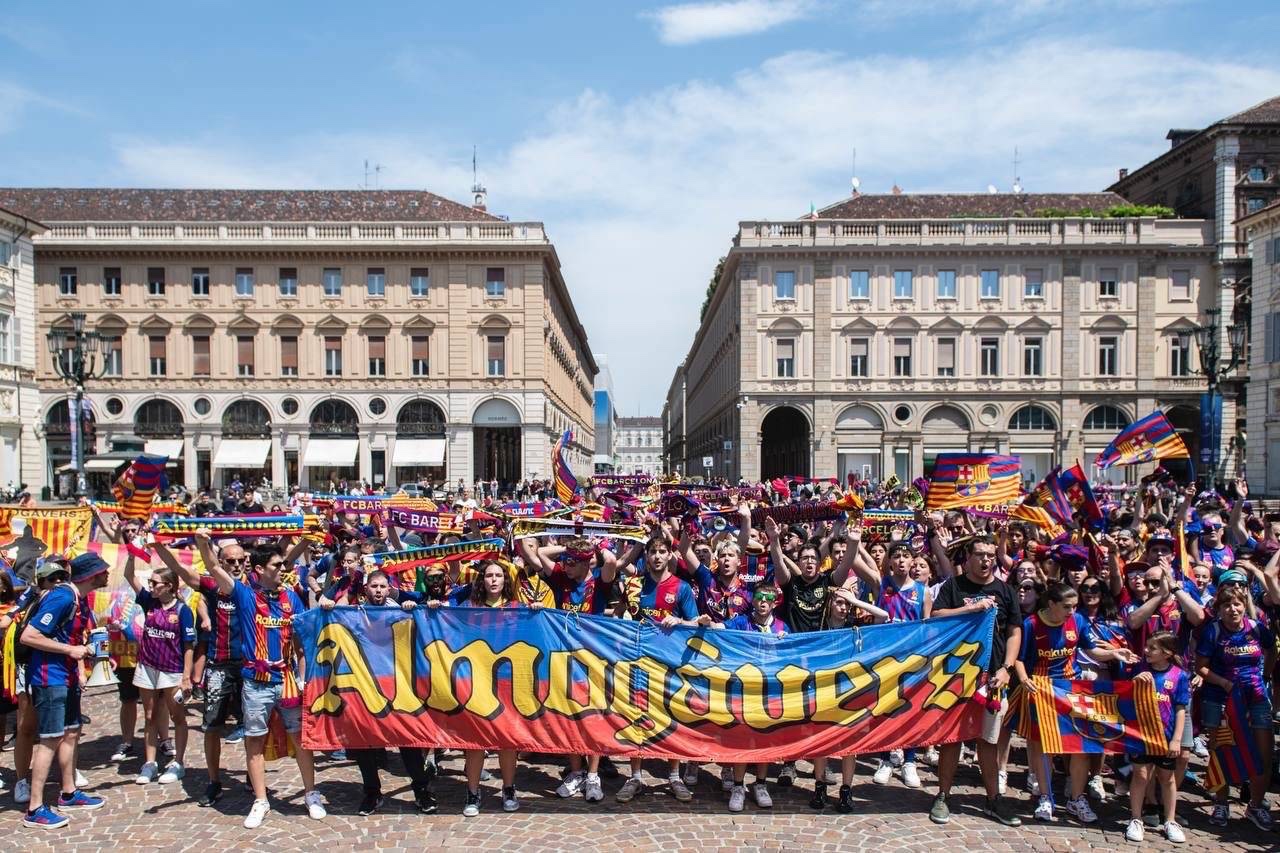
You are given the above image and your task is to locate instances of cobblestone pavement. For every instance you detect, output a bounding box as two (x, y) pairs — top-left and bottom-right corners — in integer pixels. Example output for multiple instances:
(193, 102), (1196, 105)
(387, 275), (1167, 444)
(1, 687), (1276, 852)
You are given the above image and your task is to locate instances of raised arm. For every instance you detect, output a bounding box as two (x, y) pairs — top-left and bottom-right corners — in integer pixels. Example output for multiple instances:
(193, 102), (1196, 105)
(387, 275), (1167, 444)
(199, 531), (235, 595)
(91, 504), (120, 543)
(1228, 479), (1249, 546)
(765, 517), (793, 586)
(736, 503), (753, 554)
(123, 551), (143, 595)
(154, 539), (203, 592)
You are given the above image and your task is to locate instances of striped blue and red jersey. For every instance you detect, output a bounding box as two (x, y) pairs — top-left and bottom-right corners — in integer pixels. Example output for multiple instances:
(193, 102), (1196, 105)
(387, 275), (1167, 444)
(198, 575), (244, 665)
(231, 580), (305, 684)
(27, 585), (79, 688)
(877, 577), (926, 622)
(1021, 611), (1094, 679)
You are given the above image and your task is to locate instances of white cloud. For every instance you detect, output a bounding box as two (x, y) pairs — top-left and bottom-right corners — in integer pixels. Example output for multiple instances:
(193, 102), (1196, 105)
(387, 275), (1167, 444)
(645, 0), (816, 45)
(108, 39), (1280, 411)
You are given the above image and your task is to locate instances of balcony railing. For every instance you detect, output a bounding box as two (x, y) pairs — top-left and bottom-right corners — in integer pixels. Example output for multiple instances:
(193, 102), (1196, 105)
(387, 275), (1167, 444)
(396, 421), (447, 437)
(36, 221), (549, 246)
(134, 420), (184, 438)
(222, 421), (272, 438)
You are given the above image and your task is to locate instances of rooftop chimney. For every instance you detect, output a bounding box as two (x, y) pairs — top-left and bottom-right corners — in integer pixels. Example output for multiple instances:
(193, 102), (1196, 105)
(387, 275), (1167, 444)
(1166, 128), (1199, 149)
(1118, 168), (1129, 180)
(891, 184), (902, 196)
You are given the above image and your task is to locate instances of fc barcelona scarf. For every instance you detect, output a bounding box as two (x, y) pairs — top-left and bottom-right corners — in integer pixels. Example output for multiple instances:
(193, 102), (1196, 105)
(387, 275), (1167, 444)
(113, 454), (169, 520)
(1205, 687), (1265, 792)
(363, 538), (505, 577)
(151, 515), (307, 541)
(509, 518), (648, 544)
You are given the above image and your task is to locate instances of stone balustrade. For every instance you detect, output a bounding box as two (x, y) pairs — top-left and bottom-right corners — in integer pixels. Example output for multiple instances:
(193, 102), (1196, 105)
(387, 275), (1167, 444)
(736, 217), (1212, 248)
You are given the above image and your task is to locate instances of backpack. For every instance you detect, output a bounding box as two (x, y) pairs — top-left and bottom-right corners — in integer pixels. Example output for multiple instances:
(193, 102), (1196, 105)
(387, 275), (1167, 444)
(14, 583), (81, 666)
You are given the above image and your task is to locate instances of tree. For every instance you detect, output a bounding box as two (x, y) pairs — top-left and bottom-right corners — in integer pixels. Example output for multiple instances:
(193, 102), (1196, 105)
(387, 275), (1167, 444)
(699, 255), (727, 322)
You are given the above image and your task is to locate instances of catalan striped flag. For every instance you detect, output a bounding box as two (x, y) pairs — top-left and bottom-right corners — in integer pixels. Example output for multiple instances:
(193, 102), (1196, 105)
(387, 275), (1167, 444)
(1058, 462), (1103, 524)
(1010, 504), (1066, 541)
(1025, 466), (1073, 526)
(1016, 676), (1167, 755)
(926, 454), (1020, 510)
(1094, 411), (1190, 469)
(0, 505), (93, 557)
(1205, 687), (1265, 792)
(552, 429), (578, 504)
(113, 454), (169, 520)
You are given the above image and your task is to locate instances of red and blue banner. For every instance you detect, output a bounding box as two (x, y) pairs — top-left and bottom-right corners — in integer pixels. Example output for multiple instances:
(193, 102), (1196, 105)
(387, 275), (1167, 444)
(1058, 463), (1103, 524)
(296, 607), (996, 761)
(1205, 687), (1264, 792)
(1094, 411), (1190, 469)
(1015, 676), (1167, 754)
(552, 429), (577, 504)
(1025, 466), (1072, 526)
(926, 454), (1021, 510)
(113, 453), (169, 520)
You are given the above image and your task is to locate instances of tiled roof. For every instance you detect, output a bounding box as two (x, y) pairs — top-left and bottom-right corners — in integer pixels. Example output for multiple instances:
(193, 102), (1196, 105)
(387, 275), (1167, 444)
(0, 188), (500, 223)
(1224, 94), (1280, 125)
(617, 416), (663, 427)
(816, 192), (1129, 219)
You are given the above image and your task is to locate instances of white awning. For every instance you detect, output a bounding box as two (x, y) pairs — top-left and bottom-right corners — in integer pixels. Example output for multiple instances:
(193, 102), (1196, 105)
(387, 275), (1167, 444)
(392, 438), (446, 467)
(84, 457), (128, 471)
(144, 439), (185, 458)
(213, 439), (272, 469)
(302, 438), (359, 467)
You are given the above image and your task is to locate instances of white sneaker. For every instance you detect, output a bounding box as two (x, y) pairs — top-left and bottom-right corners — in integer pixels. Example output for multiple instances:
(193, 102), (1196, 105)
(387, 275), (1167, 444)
(888, 748), (904, 767)
(1086, 774), (1106, 801)
(304, 789), (327, 820)
(615, 777), (643, 803)
(1163, 820), (1185, 843)
(14, 777), (30, 804)
(997, 769), (1008, 796)
(901, 762), (921, 789)
(682, 763), (699, 787)
(135, 761), (158, 785)
(501, 785), (519, 812)
(728, 784), (746, 812)
(924, 746), (940, 767)
(74, 769), (89, 789)
(158, 762), (184, 784)
(668, 776), (693, 802)
(873, 760), (893, 785)
(1034, 795), (1056, 822)
(720, 764), (734, 792)
(1125, 818), (1144, 843)
(753, 782), (772, 808)
(584, 775), (604, 803)
(1066, 795), (1098, 824)
(1191, 735), (1209, 759)
(556, 770), (586, 798)
(1027, 773), (1040, 797)
(244, 798), (271, 829)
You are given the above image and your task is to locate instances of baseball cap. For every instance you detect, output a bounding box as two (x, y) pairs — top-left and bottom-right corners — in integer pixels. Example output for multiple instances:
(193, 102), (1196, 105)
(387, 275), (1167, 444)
(35, 558), (70, 580)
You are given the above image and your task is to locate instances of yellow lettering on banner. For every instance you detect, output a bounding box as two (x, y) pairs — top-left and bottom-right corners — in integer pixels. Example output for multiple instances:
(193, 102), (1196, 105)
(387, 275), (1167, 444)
(871, 654), (929, 717)
(389, 618), (426, 714)
(922, 642), (983, 712)
(310, 622), (390, 716)
(545, 648), (609, 716)
(669, 663), (735, 726)
(811, 660), (875, 724)
(423, 639), (542, 719)
(611, 657), (675, 745)
(738, 664), (809, 730)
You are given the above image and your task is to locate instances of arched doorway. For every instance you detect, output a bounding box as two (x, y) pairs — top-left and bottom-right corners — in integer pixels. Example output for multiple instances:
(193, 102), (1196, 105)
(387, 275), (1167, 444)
(472, 398), (521, 491)
(835, 404), (883, 484)
(1164, 404), (1200, 483)
(395, 398), (447, 487)
(216, 399), (272, 489)
(305, 399), (359, 488)
(922, 404), (971, 476)
(134, 399), (184, 488)
(760, 406), (809, 480)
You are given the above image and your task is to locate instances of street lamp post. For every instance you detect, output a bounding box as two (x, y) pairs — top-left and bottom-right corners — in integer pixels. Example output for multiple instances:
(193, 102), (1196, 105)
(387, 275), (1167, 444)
(47, 312), (109, 497)
(1188, 306), (1246, 486)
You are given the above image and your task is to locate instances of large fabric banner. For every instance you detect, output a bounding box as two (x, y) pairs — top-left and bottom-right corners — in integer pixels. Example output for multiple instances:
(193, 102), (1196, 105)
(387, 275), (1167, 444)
(1014, 676), (1167, 755)
(0, 504), (93, 558)
(296, 607), (994, 761)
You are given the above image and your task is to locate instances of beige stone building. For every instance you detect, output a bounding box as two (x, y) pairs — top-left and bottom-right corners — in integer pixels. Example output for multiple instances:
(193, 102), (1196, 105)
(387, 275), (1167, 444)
(1243, 199), (1280, 492)
(666, 192), (1220, 486)
(4, 188), (595, 494)
(615, 416), (662, 476)
(0, 205), (46, 494)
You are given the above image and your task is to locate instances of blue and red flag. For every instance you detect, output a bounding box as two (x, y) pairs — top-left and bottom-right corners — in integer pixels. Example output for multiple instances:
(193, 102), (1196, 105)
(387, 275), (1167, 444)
(112, 453), (169, 520)
(1025, 466), (1073, 526)
(1205, 687), (1265, 792)
(1094, 411), (1190, 469)
(1015, 676), (1166, 755)
(552, 429), (578, 504)
(926, 454), (1020, 510)
(1058, 462), (1103, 525)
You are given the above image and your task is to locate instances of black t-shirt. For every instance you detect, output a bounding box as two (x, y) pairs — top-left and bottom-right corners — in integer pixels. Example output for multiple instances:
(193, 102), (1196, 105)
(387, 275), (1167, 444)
(781, 572), (834, 634)
(933, 573), (1019, 674)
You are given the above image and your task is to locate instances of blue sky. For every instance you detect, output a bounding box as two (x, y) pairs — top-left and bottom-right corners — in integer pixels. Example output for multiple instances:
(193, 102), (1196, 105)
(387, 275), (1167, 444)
(4, 0), (1280, 413)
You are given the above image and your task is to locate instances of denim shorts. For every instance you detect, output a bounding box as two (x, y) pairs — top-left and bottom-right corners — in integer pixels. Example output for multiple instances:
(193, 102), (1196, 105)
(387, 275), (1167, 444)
(31, 684), (82, 739)
(241, 678), (301, 737)
(1202, 696), (1273, 730)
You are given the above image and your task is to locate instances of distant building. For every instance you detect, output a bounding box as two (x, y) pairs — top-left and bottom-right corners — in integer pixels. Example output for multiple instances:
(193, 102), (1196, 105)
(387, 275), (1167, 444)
(1243, 199), (1280, 491)
(593, 354), (617, 473)
(0, 205), (46, 494)
(616, 416), (663, 476)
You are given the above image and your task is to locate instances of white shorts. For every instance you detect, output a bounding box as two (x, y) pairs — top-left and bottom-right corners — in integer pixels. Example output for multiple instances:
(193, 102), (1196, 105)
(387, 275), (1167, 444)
(133, 664), (182, 691)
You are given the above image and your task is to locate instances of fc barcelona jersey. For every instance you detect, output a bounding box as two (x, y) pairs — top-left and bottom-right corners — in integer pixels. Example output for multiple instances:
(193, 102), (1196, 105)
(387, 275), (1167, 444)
(1021, 611), (1094, 679)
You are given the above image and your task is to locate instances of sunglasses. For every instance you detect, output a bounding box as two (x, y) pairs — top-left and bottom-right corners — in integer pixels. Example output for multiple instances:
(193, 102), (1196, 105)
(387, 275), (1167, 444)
(1080, 585), (1101, 594)
(223, 557), (250, 565)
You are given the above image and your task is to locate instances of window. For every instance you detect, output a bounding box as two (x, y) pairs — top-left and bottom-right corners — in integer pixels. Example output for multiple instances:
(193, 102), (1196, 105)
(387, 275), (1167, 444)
(368, 335), (386, 375)
(893, 270), (913, 299)
(1170, 269), (1191, 300)
(0, 316), (9, 363)
(775, 338), (795, 377)
(1098, 267), (1118, 298)
(58, 267), (77, 296)
(774, 270), (796, 301)
(280, 336), (298, 376)
(980, 269), (1000, 299)
(485, 267), (505, 298)
(849, 270), (869, 300)
(1097, 335), (1118, 375)
(236, 335), (255, 376)
(936, 269), (956, 300)
(149, 335), (167, 376)
(148, 267), (165, 296)
(1084, 405), (1130, 430)
(103, 267), (121, 297)
(1248, 166), (1266, 182)
(1024, 268), (1043, 299)
(411, 335), (430, 375)
(1171, 333), (1191, 376)
(410, 267), (430, 298)
(102, 336), (122, 376)
(486, 335), (505, 376)
(1023, 337), (1043, 376)
(193, 335), (210, 376)
(936, 337), (956, 376)
(849, 338), (868, 377)
(323, 267), (342, 298)
(893, 337), (912, 376)
(232, 267), (254, 297)
(980, 337), (1000, 376)
(191, 268), (209, 297)
(366, 267), (385, 297)
(324, 336), (343, 376)
(1247, 198), (1266, 213)
(1009, 405), (1056, 430)
(278, 267), (298, 298)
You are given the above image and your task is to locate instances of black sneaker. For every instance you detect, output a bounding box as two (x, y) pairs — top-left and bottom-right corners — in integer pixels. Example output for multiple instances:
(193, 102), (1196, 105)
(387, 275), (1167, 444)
(197, 781), (223, 807)
(809, 781), (828, 810)
(983, 797), (1022, 827)
(358, 793), (383, 816)
(837, 784), (854, 814)
(415, 791), (438, 814)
